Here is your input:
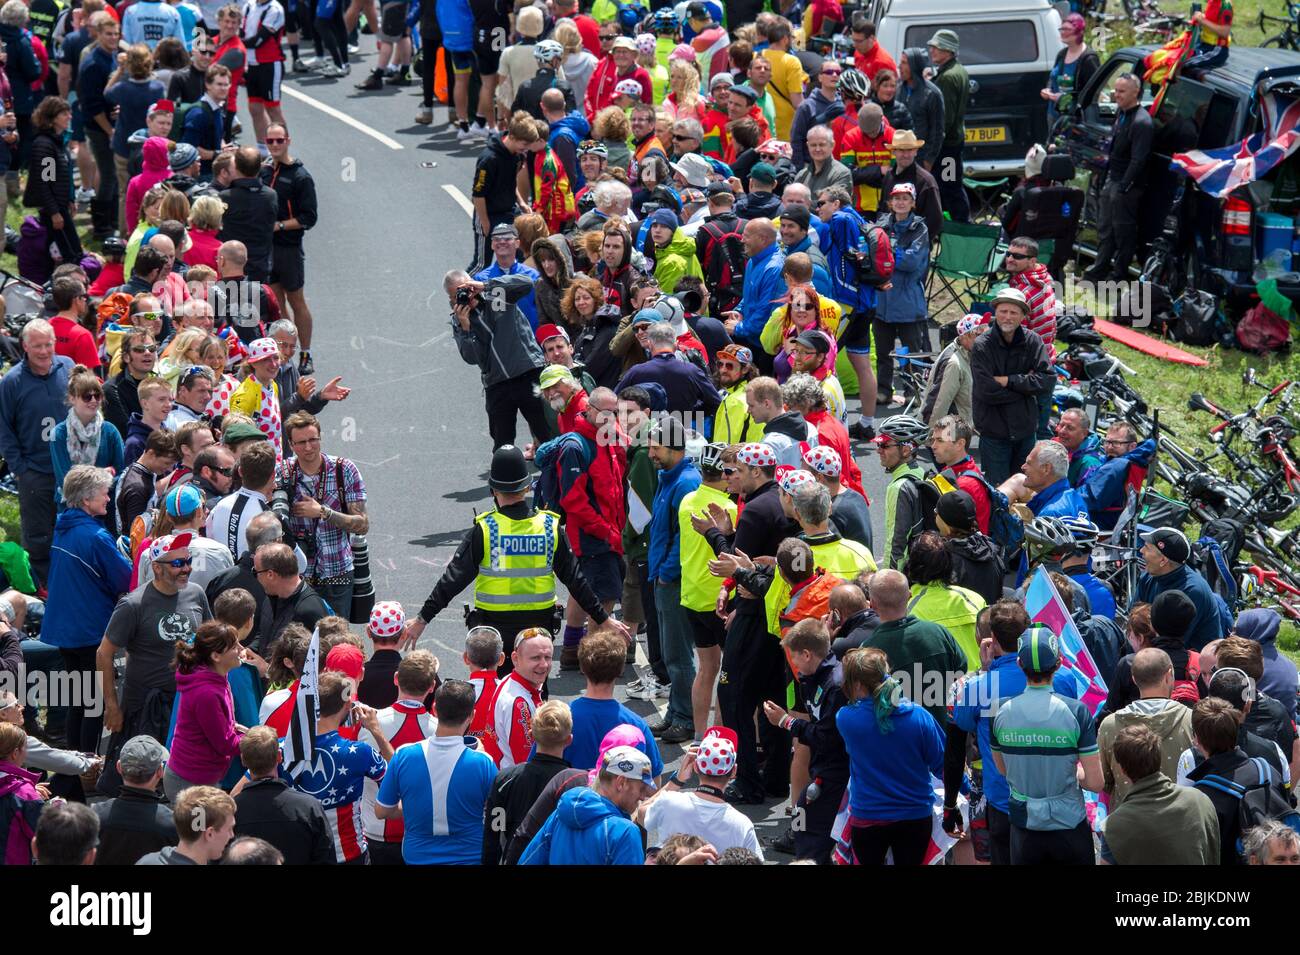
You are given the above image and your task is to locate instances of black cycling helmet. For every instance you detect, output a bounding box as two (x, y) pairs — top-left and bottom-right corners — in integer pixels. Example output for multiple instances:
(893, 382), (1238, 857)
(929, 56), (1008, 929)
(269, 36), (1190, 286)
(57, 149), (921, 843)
(102, 236), (127, 256)
(1024, 516), (1077, 562)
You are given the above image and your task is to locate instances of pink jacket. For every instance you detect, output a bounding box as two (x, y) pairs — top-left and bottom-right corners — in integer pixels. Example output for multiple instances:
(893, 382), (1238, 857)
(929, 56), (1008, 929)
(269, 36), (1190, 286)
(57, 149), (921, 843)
(124, 137), (172, 232)
(169, 666), (242, 784)
(0, 762), (42, 866)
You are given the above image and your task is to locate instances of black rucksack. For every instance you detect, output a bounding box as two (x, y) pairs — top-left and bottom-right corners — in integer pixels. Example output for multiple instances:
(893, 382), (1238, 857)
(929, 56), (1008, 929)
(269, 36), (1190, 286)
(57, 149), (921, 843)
(698, 216), (748, 312)
(1194, 757), (1300, 858)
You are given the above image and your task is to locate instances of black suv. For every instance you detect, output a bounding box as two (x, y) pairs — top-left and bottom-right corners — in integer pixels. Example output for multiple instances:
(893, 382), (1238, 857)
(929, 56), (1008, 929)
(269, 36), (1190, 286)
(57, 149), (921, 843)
(1058, 47), (1300, 307)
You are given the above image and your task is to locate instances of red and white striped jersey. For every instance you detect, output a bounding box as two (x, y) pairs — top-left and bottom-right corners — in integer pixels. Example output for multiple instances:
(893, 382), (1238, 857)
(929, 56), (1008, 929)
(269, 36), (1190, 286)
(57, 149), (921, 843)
(358, 699), (436, 843)
(468, 669), (501, 763)
(241, 0), (286, 65)
(489, 672), (542, 770)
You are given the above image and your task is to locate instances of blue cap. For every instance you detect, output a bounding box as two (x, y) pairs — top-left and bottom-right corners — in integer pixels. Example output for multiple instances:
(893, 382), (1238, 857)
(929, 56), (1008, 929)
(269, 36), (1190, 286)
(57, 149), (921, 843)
(1017, 624), (1061, 675)
(165, 483), (205, 518)
(646, 207), (680, 232)
(631, 308), (661, 327)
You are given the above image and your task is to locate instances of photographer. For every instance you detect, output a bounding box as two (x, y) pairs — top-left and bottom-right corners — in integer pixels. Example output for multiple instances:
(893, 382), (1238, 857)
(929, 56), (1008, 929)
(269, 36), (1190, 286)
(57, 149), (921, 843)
(445, 268), (552, 452)
(279, 411), (368, 621)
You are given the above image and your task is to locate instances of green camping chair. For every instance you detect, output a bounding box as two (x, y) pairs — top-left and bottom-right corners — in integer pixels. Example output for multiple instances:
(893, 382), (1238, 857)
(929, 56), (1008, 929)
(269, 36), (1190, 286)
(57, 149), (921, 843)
(926, 221), (1003, 319)
(964, 176), (1013, 225)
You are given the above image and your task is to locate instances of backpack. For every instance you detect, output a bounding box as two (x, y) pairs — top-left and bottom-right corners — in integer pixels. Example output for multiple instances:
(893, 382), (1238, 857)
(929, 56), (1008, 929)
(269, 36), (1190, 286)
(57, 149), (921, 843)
(1194, 517), (1246, 611)
(698, 216), (748, 312)
(938, 466), (1025, 550)
(854, 220), (895, 289)
(534, 432), (594, 516)
(1171, 650), (1202, 707)
(1194, 757), (1300, 858)
(899, 473), (941, 535)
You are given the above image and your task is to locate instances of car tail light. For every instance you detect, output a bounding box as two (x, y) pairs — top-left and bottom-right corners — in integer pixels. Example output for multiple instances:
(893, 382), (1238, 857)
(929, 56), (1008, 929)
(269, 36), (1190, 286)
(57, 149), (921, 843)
(1222, 196), (1252, 236)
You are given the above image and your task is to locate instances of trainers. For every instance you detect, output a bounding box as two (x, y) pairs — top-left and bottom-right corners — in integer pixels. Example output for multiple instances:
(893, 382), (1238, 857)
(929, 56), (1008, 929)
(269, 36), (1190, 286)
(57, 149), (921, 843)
(415, 107), (433, 125)
(466, 120), (489, 139)
(626, 678), (667, 701)
(387, 71), (411, 86)
(848, 420), (875, 443)
(455, 125), (478, 142)
(559, 646), (580, 671)
(767, 827), (797, 855)
(292, 58), (311, 73)
(356, 69), (384, 90)
(297, 350), (314, 376)
(74, 186), (95, 204)
(659, 722), (694, 744)
(319, 63), (346, 77)
(625, 677), (645, 694)
(647, 717), (674, 737)
(347, 42), (360, 54)
(652, 681), (670, 699)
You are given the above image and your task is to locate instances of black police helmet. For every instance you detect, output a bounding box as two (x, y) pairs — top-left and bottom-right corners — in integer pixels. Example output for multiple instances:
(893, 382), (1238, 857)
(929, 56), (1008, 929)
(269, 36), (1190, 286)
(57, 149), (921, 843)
(489, 444), (532, 494)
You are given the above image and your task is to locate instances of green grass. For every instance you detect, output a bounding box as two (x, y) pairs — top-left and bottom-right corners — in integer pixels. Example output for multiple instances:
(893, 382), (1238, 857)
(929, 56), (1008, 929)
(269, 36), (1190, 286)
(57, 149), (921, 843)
(1092, 0), (1275, 51)
(0, 494), (19, 545)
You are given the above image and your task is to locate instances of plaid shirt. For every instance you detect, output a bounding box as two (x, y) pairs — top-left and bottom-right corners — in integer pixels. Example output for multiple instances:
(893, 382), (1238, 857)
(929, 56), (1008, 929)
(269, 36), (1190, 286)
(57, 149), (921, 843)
(282, 453), (367, 579)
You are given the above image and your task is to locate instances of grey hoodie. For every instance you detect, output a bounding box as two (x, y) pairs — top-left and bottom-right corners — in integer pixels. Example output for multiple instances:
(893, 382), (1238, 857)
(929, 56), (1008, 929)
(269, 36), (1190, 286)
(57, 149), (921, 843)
(897, 48), (945, 167)
(452, 273), (548, 388)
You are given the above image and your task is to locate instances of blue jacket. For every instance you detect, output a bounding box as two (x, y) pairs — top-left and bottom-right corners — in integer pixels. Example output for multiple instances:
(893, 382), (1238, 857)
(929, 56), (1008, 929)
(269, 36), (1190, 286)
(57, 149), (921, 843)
(0, 24), (41, 115)
(647, 455), (700, 583)
(875, 212), (929, 324)
(1133, 564), (1229, 652)
(106, 78), (167, 156)
(474, 260), (541, 330)
(784, 234), (831, 296)
(1070, 570), (1117, 622)
(1069, 433), (1104, 486)
(42, 508), (133, 649)
(519, 785), (645, 865)
(77, 45), (118, 127)
(1079, 439), (1156, 530)
(1028, 477), (1088, 520)
(435, 0), (474, 51)
(51, 419), (126, 507)
(824, 207), (875, 312)
(0, 357), (73, 475)
(122, 0), (184, 48)
(122, 413), (155, 469)
(735, 240), (785, 345)
(548, 111), (590, 150)
(836, 695), (944, 821)
(615, 353), (722, 420)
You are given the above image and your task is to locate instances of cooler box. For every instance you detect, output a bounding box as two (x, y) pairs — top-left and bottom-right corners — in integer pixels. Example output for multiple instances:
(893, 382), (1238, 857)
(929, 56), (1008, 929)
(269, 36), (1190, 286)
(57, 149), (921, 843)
(1259, 212), (1294, 264)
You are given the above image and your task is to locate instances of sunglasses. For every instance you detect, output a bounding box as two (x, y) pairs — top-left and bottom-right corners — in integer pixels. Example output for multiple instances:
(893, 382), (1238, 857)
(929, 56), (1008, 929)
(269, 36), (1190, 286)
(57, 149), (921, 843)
(135, 311), (163, 322)
(821, 69), (842, 76)
(79, 392), (103, 402)
(211, 465), (235, 477)
(600, 33), (617, 40)
(130, 344), (158, 354)
(721, 466), (740, 475)
(1005, 251), (1032, 261)
(814, 199), (828, 207)
(718, 361), (739, 371)
(877, 442), (899, 450)
(161, 557), (193, 568)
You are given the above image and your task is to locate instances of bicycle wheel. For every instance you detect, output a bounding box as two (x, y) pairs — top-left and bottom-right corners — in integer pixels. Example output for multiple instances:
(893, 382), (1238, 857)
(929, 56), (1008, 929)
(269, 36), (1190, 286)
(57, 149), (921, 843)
(1261, 34), (1286, 48)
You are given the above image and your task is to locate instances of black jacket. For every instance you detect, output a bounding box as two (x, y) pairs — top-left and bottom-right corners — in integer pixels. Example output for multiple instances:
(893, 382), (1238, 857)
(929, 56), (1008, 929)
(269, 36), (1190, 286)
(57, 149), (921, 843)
(1187, 748), (1279, 865)
(970, 324), (1052, 442)
(482, 752), (572, 865)
(0, 624), (20, 683)
(1102, 633), (1195, 720)
(103, 369), (145, 438)
(266, 580), (330, 647)
(830, 608), (880, 659)
(260, 157), (318, 249)
(511, 67), (576, 119)
(167, 65), (205, 104)
(206, 552), (273, 652)
(573, 306), (624, 391)
(705, 480), (797, 561)
(733, 189), (783, 220)
(874, 95), (913, 133)
(23, 129), (71, 217)
(791, 656), (849, 784)
(898, 47), (945, 166)
(93, 785), (178, 865)
(947, 533), (1005, 605)
(1107, 104), (1154, 192)
(234, 777), (336, 865)
(218, 177), (279, 279)
(357, 648), (401, 709)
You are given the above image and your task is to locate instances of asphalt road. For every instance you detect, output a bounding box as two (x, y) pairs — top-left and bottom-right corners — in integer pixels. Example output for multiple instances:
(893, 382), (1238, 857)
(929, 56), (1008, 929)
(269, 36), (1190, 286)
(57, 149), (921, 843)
(263, 47), (892, 844)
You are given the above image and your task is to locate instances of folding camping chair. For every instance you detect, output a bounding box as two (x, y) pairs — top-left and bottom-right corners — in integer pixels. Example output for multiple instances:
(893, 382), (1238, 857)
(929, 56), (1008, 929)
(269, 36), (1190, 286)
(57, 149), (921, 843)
(926, 220), (1003, 321)
(964, 175), (1014, 225)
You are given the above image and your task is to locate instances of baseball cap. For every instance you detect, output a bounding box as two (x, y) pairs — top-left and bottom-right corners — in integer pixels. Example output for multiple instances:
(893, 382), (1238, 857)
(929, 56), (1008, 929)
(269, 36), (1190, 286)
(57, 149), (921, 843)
(1143, 527), (1190, 565)
(149, 532), (193, 562)
(1017, 624), (1061, 675)
(793, 328), (831, 353)
(776, 466), (815, 494)
(614, 77), (644, 98)
(955, 313), (984, 337)
(222, 421), (270, 445)
(118, 735), (169, 778)
(705, 180), (734, 198)
(164, 484), (204, 518)
(730, 83), (759, 102)
(679, 187), (706, 206)
(535, 323), (570, 347)
(325, 643), (365, 681)
(148, 99), (175, 118)
(890, 181), (917, 199)
(686, 1), (710, 19)
(490, 222), (519, 239)
(718, 343), (753, 365)
(936, 489), (978, 533)
(649, 415), (688, 451)
(695, 733), (737, 776)
(368, 601), (405, 638)
(246, 337), (279, 364)
(750, 162), (777, 185)
(611, 36), (637, 51)
(601, 745), (657, 788)
(736, 442), (777, 468)
(538, 364), (576, 390)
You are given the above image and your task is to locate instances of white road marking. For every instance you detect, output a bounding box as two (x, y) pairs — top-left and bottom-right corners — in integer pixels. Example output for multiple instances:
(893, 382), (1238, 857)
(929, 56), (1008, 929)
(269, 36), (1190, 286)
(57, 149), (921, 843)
(441, 183), (475, 218)
(281, 85), (404, 150)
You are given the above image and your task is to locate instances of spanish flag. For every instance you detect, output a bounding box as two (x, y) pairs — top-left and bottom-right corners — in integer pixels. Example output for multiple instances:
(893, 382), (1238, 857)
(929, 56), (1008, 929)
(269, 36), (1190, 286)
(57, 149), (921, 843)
(1142, 30), (1194, 115)
(533, 145), (575, 234)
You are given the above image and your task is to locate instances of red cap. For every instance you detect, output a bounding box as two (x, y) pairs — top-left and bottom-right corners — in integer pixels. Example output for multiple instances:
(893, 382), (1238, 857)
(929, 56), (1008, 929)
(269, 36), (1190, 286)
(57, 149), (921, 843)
(148, 99), (175, 116)
(702, 725), (738, 748)
(535, 323), (569, 347)
(324, 644), (365, 680)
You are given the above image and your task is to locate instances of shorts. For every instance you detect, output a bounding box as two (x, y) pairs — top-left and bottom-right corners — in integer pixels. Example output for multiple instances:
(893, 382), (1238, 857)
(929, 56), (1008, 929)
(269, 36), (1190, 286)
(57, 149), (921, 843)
(377, 2), (408, 43)
(474, 42), (501, 76)
(284, 3), (298, 32)
(270, 243), (306, 291)
(578, 550), (624, 604)
(685, 607), (725, 649)
(448, 48), (475, 74)
(246, 61), (284, 106)
(838, 307), (873, 354)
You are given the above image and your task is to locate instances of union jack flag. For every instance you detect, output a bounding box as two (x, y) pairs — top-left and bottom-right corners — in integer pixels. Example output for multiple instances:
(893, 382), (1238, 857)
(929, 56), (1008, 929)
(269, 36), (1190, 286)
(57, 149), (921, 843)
(1172, 91), (1300, 198)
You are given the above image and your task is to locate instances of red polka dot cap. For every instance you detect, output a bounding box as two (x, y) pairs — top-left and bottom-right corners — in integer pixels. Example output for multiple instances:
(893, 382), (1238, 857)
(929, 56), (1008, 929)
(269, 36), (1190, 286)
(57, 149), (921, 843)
(695, 736), (737, 776)
(368, 601), (405, 638)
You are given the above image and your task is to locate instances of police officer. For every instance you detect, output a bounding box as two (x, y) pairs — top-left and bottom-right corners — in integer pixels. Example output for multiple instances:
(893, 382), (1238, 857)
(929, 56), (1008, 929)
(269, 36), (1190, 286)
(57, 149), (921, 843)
(401, 445), (631, 673)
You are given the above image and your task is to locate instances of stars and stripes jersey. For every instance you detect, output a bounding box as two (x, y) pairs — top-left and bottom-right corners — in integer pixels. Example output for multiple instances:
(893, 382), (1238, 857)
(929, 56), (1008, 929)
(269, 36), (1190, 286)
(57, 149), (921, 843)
(489, 672), (542, 770)
(285, 729), (387, 862)
(468, 669), (501, 762)
(358, 699), (436, 843)
(241, 0), (286, 65)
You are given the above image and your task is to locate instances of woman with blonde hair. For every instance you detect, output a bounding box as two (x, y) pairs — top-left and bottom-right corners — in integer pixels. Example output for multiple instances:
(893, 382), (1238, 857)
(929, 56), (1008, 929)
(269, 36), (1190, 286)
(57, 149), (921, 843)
(666, 59), (703, 122)
(157, 327), (211, 388)
(555, 20), (597, 105)
(635, 33), (667, 104)
(514, 213), (550, 270)
(201, 334), (241, 420)
(761, 283), (840, 383)
(592, 105), (633, 174)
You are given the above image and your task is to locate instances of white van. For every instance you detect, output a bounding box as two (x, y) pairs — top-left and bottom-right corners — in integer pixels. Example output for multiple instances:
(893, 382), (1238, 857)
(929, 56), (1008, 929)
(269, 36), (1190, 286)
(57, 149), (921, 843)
(859, 0), (1066, 177)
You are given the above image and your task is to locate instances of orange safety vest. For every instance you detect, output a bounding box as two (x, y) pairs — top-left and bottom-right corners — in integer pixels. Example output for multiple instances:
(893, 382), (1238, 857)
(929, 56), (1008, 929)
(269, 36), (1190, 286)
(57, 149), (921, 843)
(533, 145), (576, 233)
(838, 122), (895, 215)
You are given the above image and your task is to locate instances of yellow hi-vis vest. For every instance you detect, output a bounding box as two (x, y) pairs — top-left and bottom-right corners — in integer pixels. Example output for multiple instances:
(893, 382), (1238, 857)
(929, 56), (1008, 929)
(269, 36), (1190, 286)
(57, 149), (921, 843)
(473, 509), (561, 611)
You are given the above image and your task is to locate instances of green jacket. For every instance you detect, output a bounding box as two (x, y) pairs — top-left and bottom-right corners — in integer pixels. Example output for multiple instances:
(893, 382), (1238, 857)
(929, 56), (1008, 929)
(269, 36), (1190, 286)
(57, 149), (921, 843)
(649, 228), (704, 298)
(862, 613), (967, 726)
(907, 581), (985, 674)
(933, 58), (970, 145)
(713, 382), (764, 445)
(1101, 772), (1220, 866)
(883, 460), (927, 570)
(622, 420), (657, 562)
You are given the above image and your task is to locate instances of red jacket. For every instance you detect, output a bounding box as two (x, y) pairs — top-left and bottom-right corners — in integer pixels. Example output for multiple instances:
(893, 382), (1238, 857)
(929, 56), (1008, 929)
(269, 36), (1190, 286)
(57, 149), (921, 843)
(584, 58), (652, 119)
(558, 387), (589, 435)
(676, 330), (709, 366)
(1010, 264), (1058, 351)
(551, 414), (628, 557)
(805, 408), (866, 502)
(853, 42), (898, 83)
(943, 455), (992, 534)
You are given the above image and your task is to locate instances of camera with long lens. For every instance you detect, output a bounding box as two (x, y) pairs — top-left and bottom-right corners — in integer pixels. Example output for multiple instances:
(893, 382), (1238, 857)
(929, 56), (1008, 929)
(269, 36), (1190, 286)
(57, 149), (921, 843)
(455, 286), (474, 306)
(270, 485), (318, 562)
